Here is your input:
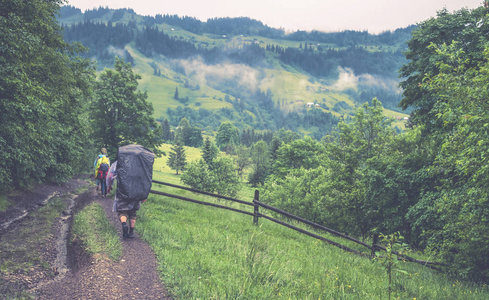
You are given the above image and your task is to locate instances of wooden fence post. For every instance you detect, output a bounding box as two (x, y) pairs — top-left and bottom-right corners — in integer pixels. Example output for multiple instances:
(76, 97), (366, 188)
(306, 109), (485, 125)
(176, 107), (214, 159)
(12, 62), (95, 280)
(253, 190), (259, 225)
(371, 234), (378, 259)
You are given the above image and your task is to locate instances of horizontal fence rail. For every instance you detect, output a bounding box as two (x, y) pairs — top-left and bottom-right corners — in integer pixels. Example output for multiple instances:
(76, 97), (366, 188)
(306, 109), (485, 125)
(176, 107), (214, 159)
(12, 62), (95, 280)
(152, 180), (253, 206)
(254, 200), (372, 249)
(150, 180), (445, 270)
(150, 189), (254, 217)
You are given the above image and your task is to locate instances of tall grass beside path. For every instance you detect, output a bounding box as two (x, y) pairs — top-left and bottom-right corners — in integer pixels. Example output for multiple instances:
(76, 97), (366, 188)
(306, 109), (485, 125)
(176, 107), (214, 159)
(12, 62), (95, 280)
(137, 188), (489, 299)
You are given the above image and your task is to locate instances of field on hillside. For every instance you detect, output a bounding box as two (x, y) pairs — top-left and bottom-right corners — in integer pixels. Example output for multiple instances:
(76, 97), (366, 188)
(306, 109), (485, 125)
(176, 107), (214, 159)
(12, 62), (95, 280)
(61, 9), (410, 135)
(136, 149), (489, 299)
(123, 41), (409, 127)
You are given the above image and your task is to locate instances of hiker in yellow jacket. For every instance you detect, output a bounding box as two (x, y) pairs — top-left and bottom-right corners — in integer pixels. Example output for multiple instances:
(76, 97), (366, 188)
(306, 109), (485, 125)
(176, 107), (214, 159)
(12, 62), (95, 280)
(94, 148), (110, 196)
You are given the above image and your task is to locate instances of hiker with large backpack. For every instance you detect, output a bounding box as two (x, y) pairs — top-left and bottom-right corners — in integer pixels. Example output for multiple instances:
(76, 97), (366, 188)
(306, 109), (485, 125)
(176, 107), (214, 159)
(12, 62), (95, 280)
(106, 144), (155, 239)
(95, 148), (110, 197)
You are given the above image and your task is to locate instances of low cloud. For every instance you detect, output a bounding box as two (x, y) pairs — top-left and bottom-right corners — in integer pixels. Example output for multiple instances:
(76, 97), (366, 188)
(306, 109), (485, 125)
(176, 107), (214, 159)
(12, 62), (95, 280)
(332, 67), (401, 93)
(172, 57), (260, 93)
(107, 45), (125, 58)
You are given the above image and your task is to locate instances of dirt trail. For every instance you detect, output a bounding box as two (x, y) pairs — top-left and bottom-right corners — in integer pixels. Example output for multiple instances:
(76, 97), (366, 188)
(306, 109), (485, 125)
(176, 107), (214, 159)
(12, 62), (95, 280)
(35, 188), (171, 299)
(0, 177), (171, 299)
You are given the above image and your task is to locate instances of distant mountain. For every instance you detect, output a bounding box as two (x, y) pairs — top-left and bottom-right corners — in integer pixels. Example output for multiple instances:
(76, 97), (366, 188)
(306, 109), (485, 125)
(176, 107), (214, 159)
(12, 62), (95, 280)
(58, 5), (412, 138)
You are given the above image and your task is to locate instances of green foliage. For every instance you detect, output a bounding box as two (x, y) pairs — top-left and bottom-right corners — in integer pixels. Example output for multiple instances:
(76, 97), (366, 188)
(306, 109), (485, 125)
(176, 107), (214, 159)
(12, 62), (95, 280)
(248, 141), (270, 186)
(181, 159), (215, 192)
(212, 157), (241, 197)
(201, 137), (218, 166)
(92, 58), (163, 156)
(399, 6), (489, 132)
(181, 153), (241, 197)
(234, 145), (251, 177)
(0, 0), (95, 192)
(215, 122), (239, 151)
(167, 137), (187, 175)
(263, 99), (396, 238)
(272, 136), (326, 179)
(375, 232), (409, 300)
(407, 42), (489, 282)
(161, 118), (173, 142)
(176, 117), (203, 148)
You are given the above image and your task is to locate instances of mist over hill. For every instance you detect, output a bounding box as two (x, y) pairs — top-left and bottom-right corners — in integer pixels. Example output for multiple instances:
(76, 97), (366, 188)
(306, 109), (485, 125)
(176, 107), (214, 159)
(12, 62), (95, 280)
(59, 5), (413, 138)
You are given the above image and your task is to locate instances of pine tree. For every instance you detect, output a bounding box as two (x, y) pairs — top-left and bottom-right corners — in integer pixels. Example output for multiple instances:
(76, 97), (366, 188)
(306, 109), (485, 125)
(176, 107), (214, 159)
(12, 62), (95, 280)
(174, 87), (179, 100)
(161, 118), (172, 142)
(202, 137), (218, 166)
(167, 137), (186, 174)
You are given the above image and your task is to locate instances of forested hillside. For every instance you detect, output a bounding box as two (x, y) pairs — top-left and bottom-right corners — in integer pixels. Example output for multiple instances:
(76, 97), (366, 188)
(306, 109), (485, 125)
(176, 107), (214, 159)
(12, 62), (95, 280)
(58, 5), (412, 138)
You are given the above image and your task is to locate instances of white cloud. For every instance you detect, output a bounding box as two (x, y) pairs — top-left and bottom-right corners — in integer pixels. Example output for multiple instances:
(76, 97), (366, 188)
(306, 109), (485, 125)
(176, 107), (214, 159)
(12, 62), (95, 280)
(332, 67), (401, 93)
(173, 57), (260, 92)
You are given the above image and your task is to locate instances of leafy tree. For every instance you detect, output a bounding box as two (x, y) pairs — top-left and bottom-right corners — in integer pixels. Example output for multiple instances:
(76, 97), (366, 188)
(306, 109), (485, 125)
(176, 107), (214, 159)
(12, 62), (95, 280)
(397, 5), (489, 282)
(0, 0), (95, 191)
(176, 117), (203, 147)
(325, 98), (395, 238)
(399, 6), (489, 134)
(272, 137), (325, 179)
(248, 141), (270, 186)
(215, 122), (239, 151)
(263, 99), (395, 238)
(181, 159), (215, 192)
(176, 117), (191, 144)
(234, 145), (251, 177)
(181, 157), (240, 197)
(212, 157), (241, 197)
(92, 58), (162, 155)
(269, 137), (282, 161)
(167, 137), (187, 175)
(408, 43), (489, 282)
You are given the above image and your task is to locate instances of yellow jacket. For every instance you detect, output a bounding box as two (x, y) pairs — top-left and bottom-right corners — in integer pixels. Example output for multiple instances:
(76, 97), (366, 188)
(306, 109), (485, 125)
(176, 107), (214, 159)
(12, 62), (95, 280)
(94, 155), (110, 177)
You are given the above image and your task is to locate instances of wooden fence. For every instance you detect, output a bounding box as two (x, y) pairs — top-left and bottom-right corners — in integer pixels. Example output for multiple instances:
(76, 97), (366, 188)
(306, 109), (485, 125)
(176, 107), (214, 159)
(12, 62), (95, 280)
(150, 180), (444, 270)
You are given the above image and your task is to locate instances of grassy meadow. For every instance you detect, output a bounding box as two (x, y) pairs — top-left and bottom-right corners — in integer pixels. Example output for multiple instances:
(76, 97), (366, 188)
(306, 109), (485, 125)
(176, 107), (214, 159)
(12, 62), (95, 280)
(132, 145), (489, 299)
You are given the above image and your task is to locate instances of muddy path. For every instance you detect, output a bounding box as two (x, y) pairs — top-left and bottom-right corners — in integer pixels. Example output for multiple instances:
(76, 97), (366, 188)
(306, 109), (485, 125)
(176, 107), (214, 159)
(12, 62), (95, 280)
(0, 176), (171, 299)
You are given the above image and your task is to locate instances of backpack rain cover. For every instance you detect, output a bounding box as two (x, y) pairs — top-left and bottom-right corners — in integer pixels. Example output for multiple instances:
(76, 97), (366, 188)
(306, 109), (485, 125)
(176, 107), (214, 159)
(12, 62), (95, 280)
(116, 144), (155, 201)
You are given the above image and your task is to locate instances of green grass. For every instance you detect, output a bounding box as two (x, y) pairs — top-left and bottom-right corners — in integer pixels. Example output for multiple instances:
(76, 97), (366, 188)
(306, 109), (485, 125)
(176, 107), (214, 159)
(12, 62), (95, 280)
(136, 153), (489, 299)
(71, 203), (123, 261)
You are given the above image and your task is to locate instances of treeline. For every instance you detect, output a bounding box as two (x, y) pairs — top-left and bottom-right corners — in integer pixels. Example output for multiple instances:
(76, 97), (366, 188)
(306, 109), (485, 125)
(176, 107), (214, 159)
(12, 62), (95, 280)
(162, 89), (339, 140)
(62, 18), (405, 84)
(270, 44), (404, 78)
(61, 5), (414, 47)
(136, 8), (414, 45)
(62, 21), (135, 63)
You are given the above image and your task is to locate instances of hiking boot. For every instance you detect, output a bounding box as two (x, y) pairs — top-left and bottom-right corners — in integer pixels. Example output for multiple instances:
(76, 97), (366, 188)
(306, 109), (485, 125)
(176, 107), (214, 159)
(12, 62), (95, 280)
(122, 223), (129, 239)
(127, 227), (135, 238)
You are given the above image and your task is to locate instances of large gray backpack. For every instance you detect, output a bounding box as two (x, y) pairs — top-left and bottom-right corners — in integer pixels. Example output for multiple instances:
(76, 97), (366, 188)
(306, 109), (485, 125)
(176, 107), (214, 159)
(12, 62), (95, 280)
(116, 144), (155, 201)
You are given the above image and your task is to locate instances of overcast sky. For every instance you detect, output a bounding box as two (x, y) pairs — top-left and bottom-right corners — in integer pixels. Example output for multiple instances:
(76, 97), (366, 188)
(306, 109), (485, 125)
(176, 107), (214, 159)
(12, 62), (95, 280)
(66, 0), (483, 34)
